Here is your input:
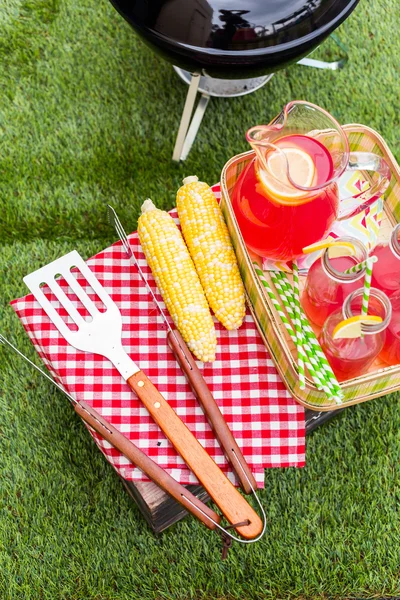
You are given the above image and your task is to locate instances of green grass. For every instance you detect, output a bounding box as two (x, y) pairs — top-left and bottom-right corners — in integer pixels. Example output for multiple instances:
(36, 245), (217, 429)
(1, 1), (400, 598)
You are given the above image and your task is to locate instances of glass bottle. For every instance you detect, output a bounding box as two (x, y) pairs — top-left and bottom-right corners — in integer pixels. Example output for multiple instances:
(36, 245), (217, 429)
(301, 237), (368, 328)
(319, 288), (392, 382)
(370, 223), (400, 297)
(379, 289), (400, 366)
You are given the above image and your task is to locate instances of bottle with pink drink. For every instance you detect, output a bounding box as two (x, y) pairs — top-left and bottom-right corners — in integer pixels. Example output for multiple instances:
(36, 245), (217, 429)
(301, 238), (368, 328)
(379, 290), (400, 366)
(370, 224), (400, 297)
(319, 288), (392, 381)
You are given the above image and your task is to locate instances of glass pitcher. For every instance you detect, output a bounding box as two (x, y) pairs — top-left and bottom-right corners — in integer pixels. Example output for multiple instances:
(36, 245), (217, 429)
(231, 101), (390, 262)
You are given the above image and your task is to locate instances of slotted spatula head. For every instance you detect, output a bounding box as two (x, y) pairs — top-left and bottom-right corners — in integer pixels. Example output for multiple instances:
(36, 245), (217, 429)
(23, 250), (139, 379)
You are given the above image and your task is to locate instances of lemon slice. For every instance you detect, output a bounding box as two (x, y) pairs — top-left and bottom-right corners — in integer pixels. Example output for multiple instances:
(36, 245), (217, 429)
(302, 240), (357, 258)
(332, 315), (383, 339)
(257, 146), (316, 205)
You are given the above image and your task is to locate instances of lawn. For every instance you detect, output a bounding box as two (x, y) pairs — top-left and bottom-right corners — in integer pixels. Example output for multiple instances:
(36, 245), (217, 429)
(1, 1), (400, 599)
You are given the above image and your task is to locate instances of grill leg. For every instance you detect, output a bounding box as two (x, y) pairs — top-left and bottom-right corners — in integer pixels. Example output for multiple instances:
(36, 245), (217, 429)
(297, 56), (347, 71)
(171, 35), (348, 160)
(173, 73), (209, 162)
(297, 34), (349, 71)
(180, 93), (210, 161)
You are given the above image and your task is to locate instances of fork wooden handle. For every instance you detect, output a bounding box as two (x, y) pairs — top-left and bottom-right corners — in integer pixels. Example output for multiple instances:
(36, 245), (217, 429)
(167, 329), (258, 494)
(74, 401), (220, 530)
(128, 371), (263, 540)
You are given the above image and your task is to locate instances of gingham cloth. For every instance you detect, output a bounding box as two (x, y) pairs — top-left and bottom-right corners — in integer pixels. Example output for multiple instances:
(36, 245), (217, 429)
(11, 185), (305, 487)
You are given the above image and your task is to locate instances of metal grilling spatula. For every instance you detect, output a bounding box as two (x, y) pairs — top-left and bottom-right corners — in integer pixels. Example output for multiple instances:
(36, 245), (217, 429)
(23, 251), (264, 540)
(0, 333), (220, 530)
(107, 204), (258, 495)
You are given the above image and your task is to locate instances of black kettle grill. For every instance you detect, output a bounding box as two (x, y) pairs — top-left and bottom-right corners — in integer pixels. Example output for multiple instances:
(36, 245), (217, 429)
(108, 0), (360, 159)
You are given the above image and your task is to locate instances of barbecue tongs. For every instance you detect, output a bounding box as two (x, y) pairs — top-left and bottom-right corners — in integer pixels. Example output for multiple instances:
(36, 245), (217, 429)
(108, 205), (258, 495)
(23, 248), (266, 543)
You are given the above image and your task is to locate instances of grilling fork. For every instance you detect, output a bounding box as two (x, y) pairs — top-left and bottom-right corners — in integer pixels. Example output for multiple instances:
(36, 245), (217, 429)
(107, 204), (258, 495)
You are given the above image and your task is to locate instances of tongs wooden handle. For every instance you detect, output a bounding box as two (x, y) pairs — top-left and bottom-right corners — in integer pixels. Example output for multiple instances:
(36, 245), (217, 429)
(0, 333), (219, 531)
(167, 329), (258, 494)
(74, 401), (220, 530)
(128, 371), (263, 540)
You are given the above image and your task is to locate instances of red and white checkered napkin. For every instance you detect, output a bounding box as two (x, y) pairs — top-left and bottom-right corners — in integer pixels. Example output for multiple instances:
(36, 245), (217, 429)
(11, 185), (305, 487)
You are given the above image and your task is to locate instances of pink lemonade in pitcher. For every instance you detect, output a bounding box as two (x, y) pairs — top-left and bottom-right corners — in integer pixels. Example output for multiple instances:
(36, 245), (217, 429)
(231, 134), (339, 261)
(231, 101), (390, 263)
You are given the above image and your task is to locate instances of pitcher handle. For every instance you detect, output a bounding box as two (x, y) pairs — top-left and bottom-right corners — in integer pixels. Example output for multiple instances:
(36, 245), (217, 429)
(337, 152), (391, 220)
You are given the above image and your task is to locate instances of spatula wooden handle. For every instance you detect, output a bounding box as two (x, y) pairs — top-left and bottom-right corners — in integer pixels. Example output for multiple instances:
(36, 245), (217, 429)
(128, 371), (263, 540)
(74, 401), (220, 530)
(167, 329), (258, 494)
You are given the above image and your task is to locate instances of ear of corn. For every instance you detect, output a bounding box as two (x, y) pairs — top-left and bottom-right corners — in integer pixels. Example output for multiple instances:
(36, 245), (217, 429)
(176, 176), (246, 330)
(137, 199), (217, 362)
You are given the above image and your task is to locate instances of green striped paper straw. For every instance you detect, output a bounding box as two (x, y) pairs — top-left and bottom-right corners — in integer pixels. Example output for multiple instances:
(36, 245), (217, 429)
(253, 264), (327, 393)
(270, 271), (304, 389)
(361, 257), (374, 316)
(270, 272), (327, 377)
(273, 271), (343, 402)
(253, 267), (302, 348)
(269, 271), (339, 398)
(291, 261), (306, 390)
(343, 255), (378, 275)
(276, 271), (343, 394)
(299, 318), (342, 399)
(292, 261), (341, 403)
